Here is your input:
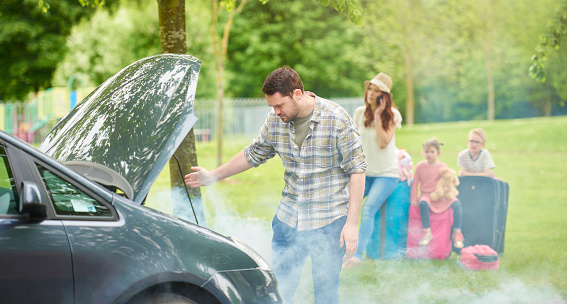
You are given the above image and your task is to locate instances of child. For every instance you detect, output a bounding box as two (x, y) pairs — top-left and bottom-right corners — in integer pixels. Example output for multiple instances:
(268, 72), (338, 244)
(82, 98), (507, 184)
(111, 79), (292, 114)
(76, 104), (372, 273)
(410, 138), (464, 248)
(458, 128), (496, 178)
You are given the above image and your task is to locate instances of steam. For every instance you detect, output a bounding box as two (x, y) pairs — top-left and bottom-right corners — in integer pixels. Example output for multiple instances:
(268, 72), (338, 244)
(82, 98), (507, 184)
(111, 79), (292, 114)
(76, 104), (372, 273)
(200, 183), (273, 263)
(164, 187), (564, 303)
(171, 187), (207, 226)
(467, 280), (563, 303)
(338, 260), (565, 304)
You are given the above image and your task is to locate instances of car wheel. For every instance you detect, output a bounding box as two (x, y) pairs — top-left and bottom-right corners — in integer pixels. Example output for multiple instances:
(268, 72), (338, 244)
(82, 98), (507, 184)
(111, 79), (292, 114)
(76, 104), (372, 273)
(136, 292), (198, 304)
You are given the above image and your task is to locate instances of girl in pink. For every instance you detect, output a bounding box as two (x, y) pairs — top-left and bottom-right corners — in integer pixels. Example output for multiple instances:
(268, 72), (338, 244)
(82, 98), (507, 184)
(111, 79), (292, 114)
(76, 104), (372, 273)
(410, 138), (464, 248)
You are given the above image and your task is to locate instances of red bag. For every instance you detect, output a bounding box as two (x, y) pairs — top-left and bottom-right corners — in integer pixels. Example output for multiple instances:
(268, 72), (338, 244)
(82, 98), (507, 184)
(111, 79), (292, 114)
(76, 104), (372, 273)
(459, 245), (499, 270)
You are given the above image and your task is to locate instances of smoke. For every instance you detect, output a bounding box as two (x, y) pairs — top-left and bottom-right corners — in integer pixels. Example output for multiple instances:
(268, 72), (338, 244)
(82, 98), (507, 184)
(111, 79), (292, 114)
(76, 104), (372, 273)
(166, 186), (565, 304)
(200, 183), (273, 263)
(171, 187), (207, 226)
(467, 280), (564, 303)
(338, 260), (565, 304)
(399, 277), (564, 304)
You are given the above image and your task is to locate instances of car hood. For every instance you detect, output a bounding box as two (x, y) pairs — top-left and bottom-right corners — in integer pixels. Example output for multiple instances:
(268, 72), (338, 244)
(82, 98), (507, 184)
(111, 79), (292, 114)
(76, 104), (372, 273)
(39, 54), (200, 204)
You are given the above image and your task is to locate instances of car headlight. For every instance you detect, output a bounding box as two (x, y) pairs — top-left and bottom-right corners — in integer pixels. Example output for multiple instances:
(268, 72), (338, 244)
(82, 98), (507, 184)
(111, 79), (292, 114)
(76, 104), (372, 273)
(229, 236), (271, 272)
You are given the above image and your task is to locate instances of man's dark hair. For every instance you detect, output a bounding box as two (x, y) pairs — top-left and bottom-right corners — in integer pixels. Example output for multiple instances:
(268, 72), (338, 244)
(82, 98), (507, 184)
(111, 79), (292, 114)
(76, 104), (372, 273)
(262, 66), (304, 98)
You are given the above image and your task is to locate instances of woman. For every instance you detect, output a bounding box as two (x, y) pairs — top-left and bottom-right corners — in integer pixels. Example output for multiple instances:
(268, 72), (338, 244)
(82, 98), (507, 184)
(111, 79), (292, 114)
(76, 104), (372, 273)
(343, 72), (402, 268)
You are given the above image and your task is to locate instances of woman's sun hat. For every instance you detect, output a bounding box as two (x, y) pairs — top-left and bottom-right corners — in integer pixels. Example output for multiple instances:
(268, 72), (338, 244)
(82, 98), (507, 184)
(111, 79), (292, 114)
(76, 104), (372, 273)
(364, 72), (393, 94)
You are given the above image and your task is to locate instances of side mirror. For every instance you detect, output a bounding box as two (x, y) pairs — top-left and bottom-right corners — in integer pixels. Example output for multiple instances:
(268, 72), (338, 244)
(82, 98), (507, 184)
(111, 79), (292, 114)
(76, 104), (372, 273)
(19, 181), (47, 220)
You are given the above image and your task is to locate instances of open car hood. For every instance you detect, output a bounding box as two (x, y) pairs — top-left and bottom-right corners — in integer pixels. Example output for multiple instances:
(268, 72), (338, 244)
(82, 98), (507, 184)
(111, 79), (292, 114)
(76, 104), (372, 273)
(39, 54), (200, 204)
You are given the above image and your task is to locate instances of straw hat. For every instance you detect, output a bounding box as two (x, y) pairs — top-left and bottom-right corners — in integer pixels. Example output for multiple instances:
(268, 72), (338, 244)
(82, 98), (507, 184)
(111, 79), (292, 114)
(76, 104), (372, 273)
(364, 72), (393, 94)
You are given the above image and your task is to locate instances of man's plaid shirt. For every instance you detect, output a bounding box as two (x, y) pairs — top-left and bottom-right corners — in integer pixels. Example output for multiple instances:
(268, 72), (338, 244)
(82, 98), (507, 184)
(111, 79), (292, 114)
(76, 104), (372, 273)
(244, 94), (366, 231)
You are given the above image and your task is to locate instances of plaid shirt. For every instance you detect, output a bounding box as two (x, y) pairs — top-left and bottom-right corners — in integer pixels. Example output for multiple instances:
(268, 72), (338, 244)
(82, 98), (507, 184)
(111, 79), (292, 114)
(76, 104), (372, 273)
(244, 93), (366, 231)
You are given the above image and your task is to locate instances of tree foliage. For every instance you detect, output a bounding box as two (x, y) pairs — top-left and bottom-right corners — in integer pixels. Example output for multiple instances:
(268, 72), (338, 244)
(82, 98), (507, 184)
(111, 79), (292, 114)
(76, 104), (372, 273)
(360, 0), (566, 121)
(530, 0), (567, 106)
(226, 0), (367, 98)
(4, 0), (567, 119)
(53, 2), (161, 87)
(315, 0), (361, 26)
(0, 0), (96, 100)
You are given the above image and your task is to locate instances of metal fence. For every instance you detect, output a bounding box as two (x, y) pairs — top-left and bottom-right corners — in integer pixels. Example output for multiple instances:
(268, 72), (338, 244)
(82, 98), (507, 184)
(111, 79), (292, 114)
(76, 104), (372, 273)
(1, 87), (363, 144)
(193, 97), (363, 141)
(0, 87), (94, 144)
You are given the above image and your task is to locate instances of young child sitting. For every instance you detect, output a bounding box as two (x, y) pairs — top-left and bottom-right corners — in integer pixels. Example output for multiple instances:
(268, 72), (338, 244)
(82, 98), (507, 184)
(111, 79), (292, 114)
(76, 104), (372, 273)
(458, 128), (496, 178)
(410, 138), (464, 248)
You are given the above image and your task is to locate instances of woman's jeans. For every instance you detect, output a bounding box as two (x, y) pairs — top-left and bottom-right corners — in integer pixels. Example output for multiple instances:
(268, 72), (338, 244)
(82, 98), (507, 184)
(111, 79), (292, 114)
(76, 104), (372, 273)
(354, 176), (399, 259)
(271, 215), (347, 304)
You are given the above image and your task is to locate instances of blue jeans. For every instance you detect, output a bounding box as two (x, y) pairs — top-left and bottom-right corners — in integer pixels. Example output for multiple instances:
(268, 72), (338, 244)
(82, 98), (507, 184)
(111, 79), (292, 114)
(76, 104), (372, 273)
(271, 215), (347, 304)
(419, 200), (463, 230)
(355, 176), (399, 259)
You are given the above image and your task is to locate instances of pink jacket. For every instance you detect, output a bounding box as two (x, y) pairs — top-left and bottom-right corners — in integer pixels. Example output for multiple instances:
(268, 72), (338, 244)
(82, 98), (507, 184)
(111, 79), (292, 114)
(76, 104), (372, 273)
(410, 161), (457, 213)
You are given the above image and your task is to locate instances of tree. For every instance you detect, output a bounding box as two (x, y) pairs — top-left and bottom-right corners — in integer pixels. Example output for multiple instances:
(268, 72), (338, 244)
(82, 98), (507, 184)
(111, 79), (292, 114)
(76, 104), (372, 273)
(529, 0), (567, 115)
(479, 0), (496, 120)
(210, 0), (362, 166)
(226, 0), (367, 97)
(52, 3), (162, 87)
(0, 0), (96, 101)
(361, 0), (428, 126)
(210, 0), (253, 167)
(155, 0), (206, 224)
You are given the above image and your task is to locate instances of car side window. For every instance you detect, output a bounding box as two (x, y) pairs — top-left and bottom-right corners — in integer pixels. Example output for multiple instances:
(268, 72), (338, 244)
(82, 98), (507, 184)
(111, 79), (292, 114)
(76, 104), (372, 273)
(0, 145), (19, 215)
(37, 165), (112, 217)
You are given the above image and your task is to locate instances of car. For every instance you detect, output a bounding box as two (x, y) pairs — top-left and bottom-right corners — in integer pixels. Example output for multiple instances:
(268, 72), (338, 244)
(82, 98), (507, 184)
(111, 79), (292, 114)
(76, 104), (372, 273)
(0, 54), (281, 304)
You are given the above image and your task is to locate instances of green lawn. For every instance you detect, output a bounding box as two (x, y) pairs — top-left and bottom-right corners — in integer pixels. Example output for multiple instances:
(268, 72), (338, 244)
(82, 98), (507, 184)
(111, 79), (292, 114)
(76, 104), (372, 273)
(146, 115), (567, 303)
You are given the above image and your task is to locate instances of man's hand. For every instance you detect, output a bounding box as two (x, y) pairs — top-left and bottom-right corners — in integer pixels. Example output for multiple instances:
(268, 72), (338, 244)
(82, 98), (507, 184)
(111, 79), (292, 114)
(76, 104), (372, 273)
(184, 166), (214, 187)
(340, 222), (358, 260)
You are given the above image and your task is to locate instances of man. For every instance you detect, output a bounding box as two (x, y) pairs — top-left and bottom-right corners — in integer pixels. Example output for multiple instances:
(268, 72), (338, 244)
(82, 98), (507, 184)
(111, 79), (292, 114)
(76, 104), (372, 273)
(185, 66), (366, 304)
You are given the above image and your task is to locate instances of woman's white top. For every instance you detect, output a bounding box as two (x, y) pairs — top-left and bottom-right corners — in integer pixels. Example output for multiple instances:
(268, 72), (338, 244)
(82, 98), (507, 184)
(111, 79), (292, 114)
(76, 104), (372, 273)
(353, 106), (402, 178)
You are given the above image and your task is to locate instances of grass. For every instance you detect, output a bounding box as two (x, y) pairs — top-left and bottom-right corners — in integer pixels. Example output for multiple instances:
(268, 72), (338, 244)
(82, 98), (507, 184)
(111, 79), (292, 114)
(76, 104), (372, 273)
(146, 116), (567, 303)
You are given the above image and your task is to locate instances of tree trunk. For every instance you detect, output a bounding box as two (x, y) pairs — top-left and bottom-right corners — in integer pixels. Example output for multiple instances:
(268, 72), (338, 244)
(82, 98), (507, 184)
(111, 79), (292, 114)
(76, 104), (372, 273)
(403, 51), (415, 126)
(400, 0), (415, 126)
(158, 0), (204, 224)
(211, 0), (248, 167)
(484, 0), (495, 121)
(211, 0), (224, 167)
(486, 51), (495, 120)
(544, 96), (552, 116)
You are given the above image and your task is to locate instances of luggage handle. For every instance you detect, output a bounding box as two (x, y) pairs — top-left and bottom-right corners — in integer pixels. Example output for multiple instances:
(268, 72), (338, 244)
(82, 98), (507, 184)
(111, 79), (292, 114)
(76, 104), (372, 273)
(474, 253), (498, 262)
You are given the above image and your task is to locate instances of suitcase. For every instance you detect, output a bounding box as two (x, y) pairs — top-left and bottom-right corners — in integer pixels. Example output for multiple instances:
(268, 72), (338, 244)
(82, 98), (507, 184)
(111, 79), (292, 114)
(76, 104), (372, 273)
(406, 204), (453, 260)
(459, 245), (499, 270)
(366, 181), (410, 259)
(454, 176), (509, 254)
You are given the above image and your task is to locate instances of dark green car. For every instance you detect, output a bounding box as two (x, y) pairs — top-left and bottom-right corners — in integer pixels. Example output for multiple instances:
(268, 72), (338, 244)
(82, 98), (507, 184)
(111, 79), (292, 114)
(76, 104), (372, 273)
(0, 54), (281, 304)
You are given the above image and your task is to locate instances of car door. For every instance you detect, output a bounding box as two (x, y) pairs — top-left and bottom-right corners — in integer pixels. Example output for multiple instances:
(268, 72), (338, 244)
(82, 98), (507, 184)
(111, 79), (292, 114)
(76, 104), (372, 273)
(0, 142), (74, 304)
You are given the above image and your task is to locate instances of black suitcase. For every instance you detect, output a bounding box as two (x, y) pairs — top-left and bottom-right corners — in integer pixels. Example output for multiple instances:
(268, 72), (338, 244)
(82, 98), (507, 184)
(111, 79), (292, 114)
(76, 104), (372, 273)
(454, 176), (509, 254)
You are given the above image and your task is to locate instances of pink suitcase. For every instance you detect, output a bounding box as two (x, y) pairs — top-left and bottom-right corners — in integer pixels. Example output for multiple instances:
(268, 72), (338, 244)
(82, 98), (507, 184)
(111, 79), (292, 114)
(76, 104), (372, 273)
(406, 204), (453, 259)
(459, 245), (499, 270)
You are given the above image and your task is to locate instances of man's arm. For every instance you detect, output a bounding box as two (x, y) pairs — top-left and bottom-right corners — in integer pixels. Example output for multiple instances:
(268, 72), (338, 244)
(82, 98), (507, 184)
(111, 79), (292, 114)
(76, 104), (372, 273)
(340, 172), (365, 259)
(185, 150), (253, 187)
(459, 168), (495, 178)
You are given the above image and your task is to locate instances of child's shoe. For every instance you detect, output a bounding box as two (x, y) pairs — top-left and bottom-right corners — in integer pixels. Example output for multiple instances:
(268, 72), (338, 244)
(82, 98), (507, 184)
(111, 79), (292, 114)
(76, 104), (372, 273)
(452, 229), (464, 249)
(418, 228), (433, 246)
